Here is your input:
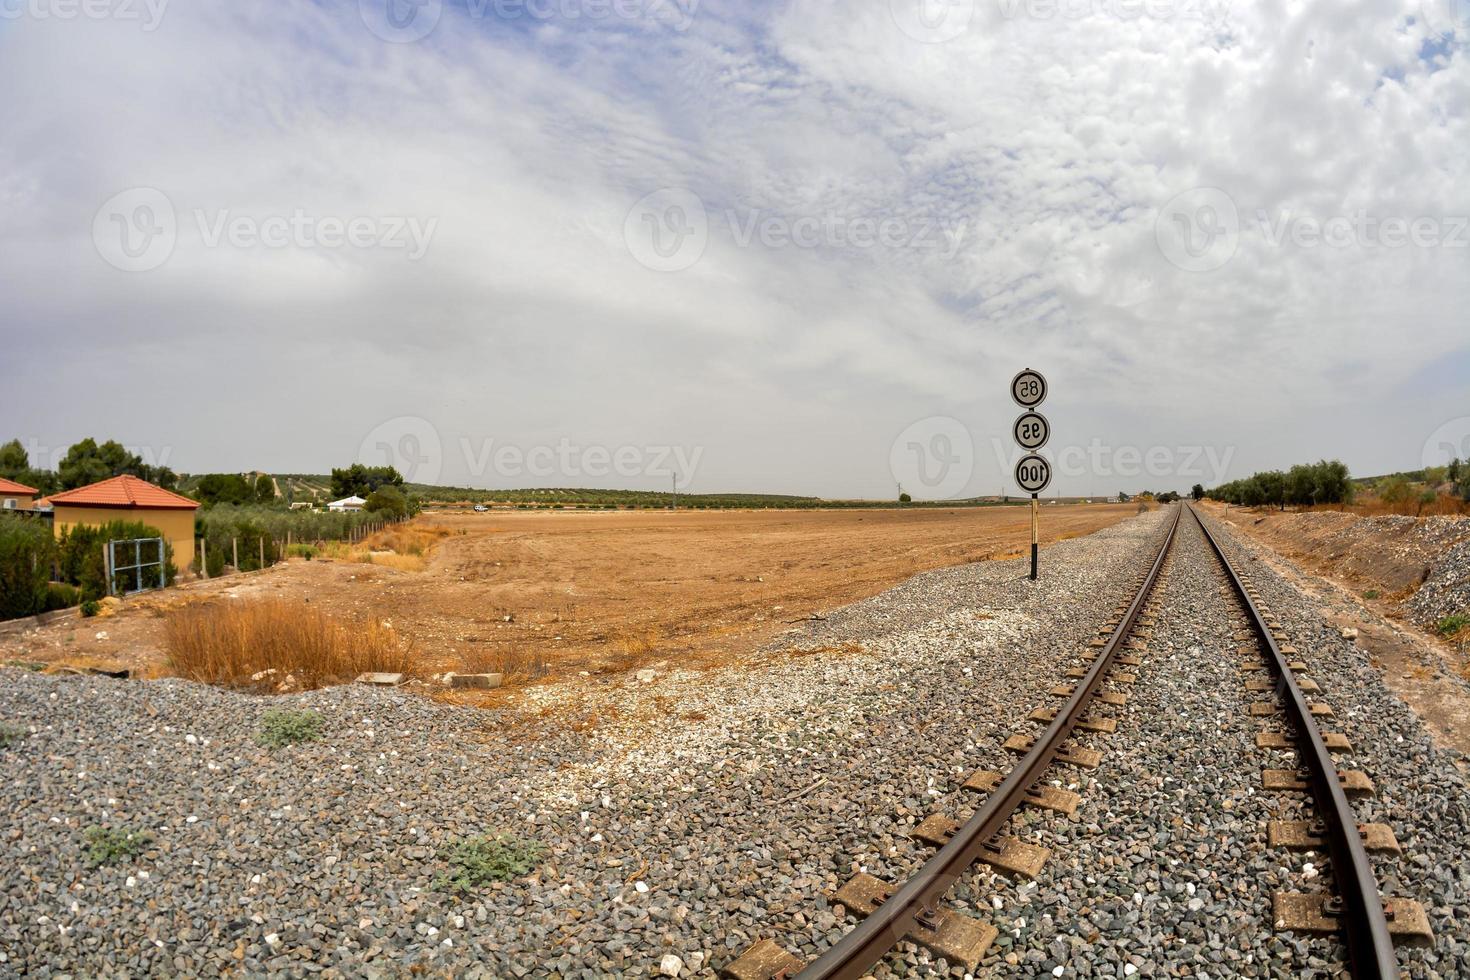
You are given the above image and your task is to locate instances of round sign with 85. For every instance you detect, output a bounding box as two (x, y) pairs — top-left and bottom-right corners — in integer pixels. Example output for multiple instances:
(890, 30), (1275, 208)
(1011, 368), (1047, 409)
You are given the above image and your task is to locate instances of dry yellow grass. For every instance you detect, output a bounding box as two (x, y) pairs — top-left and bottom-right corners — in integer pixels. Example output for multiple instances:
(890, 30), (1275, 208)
(454, 644), (548, 683)
(310, 524), (457, 572)
(163, 598), (414, 691)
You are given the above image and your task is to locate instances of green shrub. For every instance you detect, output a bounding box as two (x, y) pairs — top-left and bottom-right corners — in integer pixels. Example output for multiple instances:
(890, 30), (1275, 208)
(0, 722), (26, 748)
(1437, 615), (1469, 638)
(44, 582), (81, 612)
(1362, 589), (1380, 600)
(435, 834), (545, 892)
(80, 599), (100, 618)
(256, 709), (324, 748)
(83, 825), (152, 866)
(57, 520), (174, 600)
(286, 543), (318, 560)
(0, 515), (55, 620)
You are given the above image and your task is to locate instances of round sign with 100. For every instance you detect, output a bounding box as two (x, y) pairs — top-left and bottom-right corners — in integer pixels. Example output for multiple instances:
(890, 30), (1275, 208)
(1015, 453), (1052, 494)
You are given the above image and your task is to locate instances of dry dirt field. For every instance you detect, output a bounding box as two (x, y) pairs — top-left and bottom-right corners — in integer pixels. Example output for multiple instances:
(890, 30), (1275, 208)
(0, 504), (1134, 690)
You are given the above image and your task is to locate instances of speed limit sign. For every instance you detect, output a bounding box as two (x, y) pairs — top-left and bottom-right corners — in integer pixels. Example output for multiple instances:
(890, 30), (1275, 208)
(1014, 454), (1052, 494)
(1013, 411), (1050, 451)
(1011, 368), (1048, 409)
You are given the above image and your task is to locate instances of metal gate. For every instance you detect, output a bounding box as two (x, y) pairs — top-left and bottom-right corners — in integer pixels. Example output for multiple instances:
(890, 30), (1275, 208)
(106, 537), (167, 597)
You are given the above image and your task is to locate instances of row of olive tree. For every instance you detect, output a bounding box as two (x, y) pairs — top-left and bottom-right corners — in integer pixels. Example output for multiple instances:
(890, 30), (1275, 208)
(1208, 460), (1354, 509)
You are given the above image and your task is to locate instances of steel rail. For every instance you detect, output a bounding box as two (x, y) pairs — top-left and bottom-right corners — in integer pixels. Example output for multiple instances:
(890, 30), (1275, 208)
(1188, 503), (1398, 979)
(794, 504), (1184, 980)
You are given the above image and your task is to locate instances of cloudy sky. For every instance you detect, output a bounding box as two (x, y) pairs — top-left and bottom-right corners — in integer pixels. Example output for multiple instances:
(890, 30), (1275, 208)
(1, 0), (1466, 499)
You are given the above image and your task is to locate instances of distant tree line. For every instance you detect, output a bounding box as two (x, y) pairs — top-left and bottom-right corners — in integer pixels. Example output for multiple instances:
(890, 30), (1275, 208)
(1208, 460), (1354, 509)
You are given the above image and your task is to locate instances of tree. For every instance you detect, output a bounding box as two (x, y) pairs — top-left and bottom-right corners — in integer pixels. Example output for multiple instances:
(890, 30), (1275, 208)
(1191, 484), (1205, 501)
(193, 474), (254, 506)
(1117, 492), (1130, 503)
(0, 439), (56, 495)
(898, 492), (912, 504)
(331, 464), (404, 499)
(254, 474), (275, 504)
(1450, 459), (1463, 484)
(0, 440), (28, 481)
(0, 515), (56, 619)
(57, 438), (148, 490)
(1377, 476), (1415, 510)
(364, 485), (409, 519)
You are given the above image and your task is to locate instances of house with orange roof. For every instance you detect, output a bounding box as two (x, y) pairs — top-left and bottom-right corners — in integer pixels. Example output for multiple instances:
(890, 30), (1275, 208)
(45, 475), (199, 573)
(0, 477), (38, 511)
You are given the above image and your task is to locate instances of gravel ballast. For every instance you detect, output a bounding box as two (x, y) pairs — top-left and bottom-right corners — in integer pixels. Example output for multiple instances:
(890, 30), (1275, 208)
(1, 506), (1467, 978)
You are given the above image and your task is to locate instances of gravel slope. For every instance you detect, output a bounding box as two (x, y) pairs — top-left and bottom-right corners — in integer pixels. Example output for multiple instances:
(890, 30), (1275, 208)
(1, 506), (1466, 979)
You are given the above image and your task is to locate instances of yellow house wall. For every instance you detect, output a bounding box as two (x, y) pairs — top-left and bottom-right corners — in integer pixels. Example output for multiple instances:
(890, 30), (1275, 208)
(2, 493), (36, 511)
(51, 506), (196, 573)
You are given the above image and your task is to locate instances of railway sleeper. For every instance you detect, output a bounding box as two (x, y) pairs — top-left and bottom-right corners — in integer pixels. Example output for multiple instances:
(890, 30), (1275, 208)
(1268, 819), (1400, 854)
(1001, 735), (1104, 768)
(1050, 685), (1128, 706)
(907, 817), (1051, 877)
(1249, 701), (1332, 718)
(719, 940), (803, 980)
(1078, 648), (1143, 665)
(1238, 660), (1310, 673)
(1246, 676), (1322, 693)
(1272, 892), (1434, 947)
(826, 874), (999, 972)
(1028, 707), (1118, 734)
(1262, 768), (1375, 797)
(1256, 731), (1352, 753)
(960, 770), (1080, 815)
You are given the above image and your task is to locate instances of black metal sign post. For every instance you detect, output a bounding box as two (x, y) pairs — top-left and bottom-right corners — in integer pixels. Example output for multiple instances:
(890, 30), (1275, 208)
(1030, 492), (1039, 580)
(1010, 368), (1051, 581)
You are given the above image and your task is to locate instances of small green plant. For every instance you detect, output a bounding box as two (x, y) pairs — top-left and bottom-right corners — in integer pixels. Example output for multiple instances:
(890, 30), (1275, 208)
(83, 825), (152, 866)
(1362, 589), (1380, 600)
(80, 599), (100, 618)
(256, 709), (324, 748)
(435, 834), (545, 892)
(0, 722), (26, 748)
(1436, 614), (1470, 638)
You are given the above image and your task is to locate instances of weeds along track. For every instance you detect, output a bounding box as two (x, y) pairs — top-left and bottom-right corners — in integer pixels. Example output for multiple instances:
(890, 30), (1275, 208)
(722, 504), (1432, 979)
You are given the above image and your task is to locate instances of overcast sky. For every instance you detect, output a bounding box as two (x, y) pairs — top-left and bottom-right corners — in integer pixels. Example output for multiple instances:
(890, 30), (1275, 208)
(1, 0), (1466, 499)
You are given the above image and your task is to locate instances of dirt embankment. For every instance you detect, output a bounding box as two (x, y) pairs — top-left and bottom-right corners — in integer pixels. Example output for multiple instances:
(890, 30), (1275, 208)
(1203, 504), (1470, 629)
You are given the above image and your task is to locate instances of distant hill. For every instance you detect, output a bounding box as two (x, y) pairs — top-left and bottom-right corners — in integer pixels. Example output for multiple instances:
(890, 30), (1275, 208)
(176, 475), (1108, 510)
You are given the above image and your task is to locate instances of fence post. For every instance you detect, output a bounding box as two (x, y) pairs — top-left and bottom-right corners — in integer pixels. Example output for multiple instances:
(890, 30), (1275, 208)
(260, 537), (266, 570)
(232, 537), (238, 572)
(199, 537), (207, 579)
(103, 542), (112, 598)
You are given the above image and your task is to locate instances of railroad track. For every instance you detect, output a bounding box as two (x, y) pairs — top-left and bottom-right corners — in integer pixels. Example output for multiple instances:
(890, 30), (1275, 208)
(723, 503), (1431, 979)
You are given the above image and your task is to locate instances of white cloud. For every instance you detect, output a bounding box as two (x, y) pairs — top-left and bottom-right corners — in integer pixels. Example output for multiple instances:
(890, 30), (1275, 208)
(0, 0), (1464, 497)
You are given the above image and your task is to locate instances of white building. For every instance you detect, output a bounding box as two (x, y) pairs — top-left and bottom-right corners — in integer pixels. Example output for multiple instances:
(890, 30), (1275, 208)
(327, 495), (366, 512)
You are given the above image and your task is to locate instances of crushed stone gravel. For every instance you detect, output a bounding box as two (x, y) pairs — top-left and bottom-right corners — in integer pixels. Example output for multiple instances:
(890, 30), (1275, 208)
(1, 506), (1466, 978)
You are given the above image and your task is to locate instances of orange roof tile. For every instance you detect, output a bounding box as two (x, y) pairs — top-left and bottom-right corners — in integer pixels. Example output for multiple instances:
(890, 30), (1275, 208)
(46, 474), (198, 510)
(0, 477), (38, 496)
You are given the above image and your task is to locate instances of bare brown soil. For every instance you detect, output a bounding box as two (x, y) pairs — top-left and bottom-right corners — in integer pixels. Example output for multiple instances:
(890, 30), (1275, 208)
(0, 505), (1133, 688)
